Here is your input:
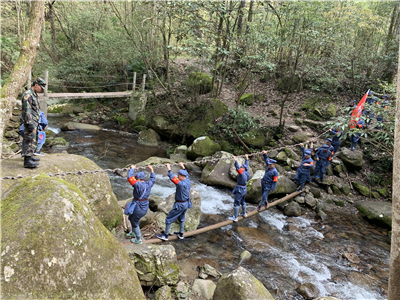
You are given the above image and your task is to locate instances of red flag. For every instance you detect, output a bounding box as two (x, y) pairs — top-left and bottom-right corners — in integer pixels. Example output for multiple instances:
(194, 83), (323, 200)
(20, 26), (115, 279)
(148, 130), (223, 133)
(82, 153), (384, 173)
(350, 90), (369, 128)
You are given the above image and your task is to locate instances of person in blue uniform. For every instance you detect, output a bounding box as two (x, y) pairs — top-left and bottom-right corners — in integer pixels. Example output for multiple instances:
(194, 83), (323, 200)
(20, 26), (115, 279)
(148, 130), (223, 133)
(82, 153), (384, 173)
(258, 151), (278, 211)
(329, 128), (343, 154)
(313, 143), (332, 182)
(126, 164), (156, 244)
(296, 150), (314, 191)
(228, 154), (250, 222)
(157, 162), (192, 241)
(350, 119), (365, 150)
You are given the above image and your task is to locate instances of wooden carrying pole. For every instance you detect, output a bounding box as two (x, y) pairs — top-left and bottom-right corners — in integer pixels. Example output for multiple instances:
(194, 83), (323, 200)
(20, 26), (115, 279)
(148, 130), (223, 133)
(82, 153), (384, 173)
(122, 190), (302, 245)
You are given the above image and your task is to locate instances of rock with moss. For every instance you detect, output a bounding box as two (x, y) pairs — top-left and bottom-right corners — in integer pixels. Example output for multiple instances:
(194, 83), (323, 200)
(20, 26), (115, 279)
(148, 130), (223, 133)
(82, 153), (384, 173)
(124, 244), (180, 287)
(303, 119), (325, 130)
(1, 175), (145, 300)
(192, 279), (216, 299)
(275, 151), (287, 162)
(148, 116), (181, 139)
(138, 128), (160, 147)
(284, 148), (300, 160)
(352, 181), (370, 197)
(2, 139), (19, 154)
(240, 93), (255, 106)
(242, 128), (269, 148)
(201, 151), (237, 189)
(155, 190), (202, 233)
(188, 98), (228, 138)
(50, 137), (69, 149)
(301, 95), (331, 111)
(129, 92), (148, 121)
(278, 76), (301, 93)
(372, 191), (380, 199)
(213, 267), (274, 300)
(48, 103), (83, 115)
(187, 136), (221, 160)
(246, 171), (297, 204)
(1, 154), (122, 229)
(355, 201), (392, 228)
(61, 122), (103, 131)
(378, 187), (387, 197)
(337, 148), (363, 170)
(325, 104), (337, 118)
(188, 72), (213, 94)
(292, 134), (308, 144)
(154, 286), (172, 300)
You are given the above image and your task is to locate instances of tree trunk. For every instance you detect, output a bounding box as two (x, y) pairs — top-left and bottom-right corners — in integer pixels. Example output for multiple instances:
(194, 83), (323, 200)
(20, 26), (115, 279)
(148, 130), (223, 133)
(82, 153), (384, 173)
(0, 0), (45, 157)
(388, 39), (400, 300)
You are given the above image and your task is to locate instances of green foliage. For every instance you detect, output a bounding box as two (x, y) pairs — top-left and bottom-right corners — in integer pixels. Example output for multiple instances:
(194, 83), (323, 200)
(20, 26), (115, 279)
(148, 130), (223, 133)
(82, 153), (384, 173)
(112, 114), (129, 126)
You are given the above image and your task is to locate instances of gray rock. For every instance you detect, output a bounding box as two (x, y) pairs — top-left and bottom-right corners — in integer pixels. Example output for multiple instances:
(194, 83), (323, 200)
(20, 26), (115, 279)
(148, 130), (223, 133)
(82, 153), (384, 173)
(316, 210), (328, 221)
(60, 121), (103, 131)
(192, 279), (216, 300)
(287, 172), (296, 181)
(187, 136), (221, 159)
(154, 286), (172, 300)
(305, 194), (317, 207)
(138, 128), (160, 147)
(284, 201), (302, 216)
(1, 175), (145, 300)
(198, 264), (221, 279)
(201, 151), (237, 189)
(355, 201), (392, 228)
(173, 281), (191, 300)
(275, 151), (287, 162)
(294, 196), (305, 204)
(267, 149), (278, 158)
(288, 125), (300, 132)
(296, 282), (321, 299)
(169, 153), (187, 161)
(213, 267), (275, 300)
(124, 244), (180, 287)
(174, 145), (188, 154)
(337, 148), (363, 170)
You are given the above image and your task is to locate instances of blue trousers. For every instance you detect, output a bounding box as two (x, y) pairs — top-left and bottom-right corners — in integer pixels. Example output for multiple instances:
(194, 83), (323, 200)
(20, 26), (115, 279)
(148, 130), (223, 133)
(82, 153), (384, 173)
(165, 201), (189, 224)
(314, 160), (328, 178)
(259, 189), (270, 206)
(128, 200), (149, 228)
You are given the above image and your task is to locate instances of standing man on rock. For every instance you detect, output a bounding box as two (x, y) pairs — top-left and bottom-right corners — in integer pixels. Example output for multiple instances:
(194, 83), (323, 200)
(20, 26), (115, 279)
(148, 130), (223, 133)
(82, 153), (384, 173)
(126, 165), (156, 244)
(228, 154), (250, 222)
(21, 77), (46, 168)
(157, 162), (191, 241)
(258, 151), (278, 211)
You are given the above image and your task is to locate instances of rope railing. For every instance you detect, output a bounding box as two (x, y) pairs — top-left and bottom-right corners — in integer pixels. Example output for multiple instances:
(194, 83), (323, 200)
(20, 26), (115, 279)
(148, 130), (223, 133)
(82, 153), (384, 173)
(0, 129), (331, 181)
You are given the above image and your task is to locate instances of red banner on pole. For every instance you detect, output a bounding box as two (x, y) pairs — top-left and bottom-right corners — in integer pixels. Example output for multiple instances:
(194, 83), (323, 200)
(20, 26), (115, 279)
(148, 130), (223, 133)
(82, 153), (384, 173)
(349, 90), (369, 128)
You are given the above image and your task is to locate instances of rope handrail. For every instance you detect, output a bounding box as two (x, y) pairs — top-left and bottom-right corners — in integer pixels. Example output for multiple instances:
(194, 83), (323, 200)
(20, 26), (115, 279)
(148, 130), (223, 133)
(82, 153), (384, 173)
(0, 129), (331, 181)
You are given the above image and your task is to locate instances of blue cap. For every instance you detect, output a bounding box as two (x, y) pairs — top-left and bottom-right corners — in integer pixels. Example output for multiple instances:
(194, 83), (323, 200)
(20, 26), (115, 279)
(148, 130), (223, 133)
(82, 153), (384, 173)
(178, 169), (189, 177)
(326, 138), (332, 142)
(135, 172), (145, 180)
(368, 91), (373, 96)
(304, 150), (312, 155)
(268, 159), (277, 164)
(322, 144), (330, 148)
(240, 164), (249, 171)
(382, 95), (388, 99)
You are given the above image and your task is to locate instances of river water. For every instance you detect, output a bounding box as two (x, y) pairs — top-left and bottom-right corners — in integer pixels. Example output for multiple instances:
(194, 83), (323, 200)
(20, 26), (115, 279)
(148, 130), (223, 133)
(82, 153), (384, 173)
(48, 116), (390, 300)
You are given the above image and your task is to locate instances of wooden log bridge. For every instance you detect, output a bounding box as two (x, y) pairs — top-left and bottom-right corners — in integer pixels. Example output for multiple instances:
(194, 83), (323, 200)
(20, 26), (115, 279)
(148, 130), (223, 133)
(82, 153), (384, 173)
(38, 91), (132, 101)
(121, 190), (302, 245)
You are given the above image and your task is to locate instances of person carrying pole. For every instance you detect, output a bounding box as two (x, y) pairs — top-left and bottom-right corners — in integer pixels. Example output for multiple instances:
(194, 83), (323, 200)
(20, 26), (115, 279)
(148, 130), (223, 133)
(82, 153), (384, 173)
(258, 151), (278, 211)
(126, 165), (156, 244)
(157, 162), (191, 241)
(228, 154), (250, 222)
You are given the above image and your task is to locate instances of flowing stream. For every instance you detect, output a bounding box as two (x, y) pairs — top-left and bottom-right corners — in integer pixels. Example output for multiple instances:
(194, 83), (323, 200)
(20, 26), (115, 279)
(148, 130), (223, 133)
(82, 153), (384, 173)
(48, 116), (390, 300)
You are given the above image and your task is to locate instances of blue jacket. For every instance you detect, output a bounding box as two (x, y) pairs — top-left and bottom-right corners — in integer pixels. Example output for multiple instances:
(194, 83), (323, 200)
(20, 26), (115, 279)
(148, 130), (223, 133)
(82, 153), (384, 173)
(330, 130), (343, 145)
(168, 170), (191, 202)
(235, 160), (250, 186)
(127, 168), (156, 199)
(316, 145), (332, 161)
(262, 154), (278, 191)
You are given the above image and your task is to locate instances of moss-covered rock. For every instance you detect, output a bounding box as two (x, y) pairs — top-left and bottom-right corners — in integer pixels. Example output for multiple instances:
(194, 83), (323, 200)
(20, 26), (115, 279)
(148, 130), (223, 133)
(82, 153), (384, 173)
(378, 187), (387, 197)
(148, 116), (181, 140)
(303, 119), (325, 130)
(213, 267), (275, 300)
(1, 175), (145, 300)
(325, 104), (337, 118)
(372, 191), (380, 199)
(284, 148), (300, 160)
(124, 244), (180, 287)
(352, 181), (370, 197)
(240, 93), (255, 106)
(48, 103), (83, 115)
(242, 129), (269, 148)
(201, 151), (237, 189)
(337, 148), (363, 170)
(301, 95), (331, 111)
(355, 201), (392, 228)
(51, 137), (70, 148)
(138, 128), (160, 147)
(278, 76), (301, 93)
(275, 151), (287, 162)
(187, 136), (221, 160)
(188, 72), (213, 94)
(292, 134), (308, 144)
(1, 154), (122, 229)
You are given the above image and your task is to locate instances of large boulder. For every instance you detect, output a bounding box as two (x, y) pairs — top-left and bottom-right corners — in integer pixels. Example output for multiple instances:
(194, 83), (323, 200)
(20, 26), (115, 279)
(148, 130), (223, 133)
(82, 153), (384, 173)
(240, 93), (255, 106)
(337, 148), (363, 170)
(1, 175), (145, 300)
(200, 151), (237, 189)
(61, 122), (103, 131)
(188, 98), (228, 138)
(324, 104), (337, 118)
(123, 244), (180, 287)
(212, 266), (275, 300)
(1, 154), (122, 229)
(242, 129), (269, 148)
(138, 128), (160, 147)
(155, 189), (202, 233)
(187, 137), (221, 160)
(355, 201), (392, 228)
(246, 171), (297, 204)
(284, 201), (301, 216)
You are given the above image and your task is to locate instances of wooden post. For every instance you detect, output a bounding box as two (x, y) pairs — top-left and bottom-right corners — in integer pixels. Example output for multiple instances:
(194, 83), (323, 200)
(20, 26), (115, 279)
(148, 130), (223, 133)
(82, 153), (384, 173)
(142, 74), (146, 91)
(132, 72), (136, 91)
(28, 72), (32, 88)
(44, 70), (48, 97)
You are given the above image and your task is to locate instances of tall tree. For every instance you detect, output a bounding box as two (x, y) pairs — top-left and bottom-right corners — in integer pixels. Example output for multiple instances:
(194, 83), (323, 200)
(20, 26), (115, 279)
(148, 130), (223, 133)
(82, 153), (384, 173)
(0, 0), (45, 156)
(388, 38), (400, 300)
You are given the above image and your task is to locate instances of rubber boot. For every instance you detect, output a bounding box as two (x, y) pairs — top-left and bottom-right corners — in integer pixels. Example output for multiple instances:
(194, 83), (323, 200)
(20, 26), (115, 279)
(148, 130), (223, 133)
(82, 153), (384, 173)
(131, 226), (142, 243)
(239, 205), (247, 217)
(24, 156), (38, 168)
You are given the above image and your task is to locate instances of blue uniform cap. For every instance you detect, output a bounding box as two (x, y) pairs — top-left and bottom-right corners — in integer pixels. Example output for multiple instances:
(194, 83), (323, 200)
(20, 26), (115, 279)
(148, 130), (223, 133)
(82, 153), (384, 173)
(326, 138), (332, 142)
(135, 172), (145, 180)
(268, 159), (277, 164)
(382, 95), (388, 99)
(304, 150), (312, 155)
(178, 169), (189, 177)
(321, 144), (330, 148)
(368, 91), (373, 96)
(240, 164), (249, 171)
